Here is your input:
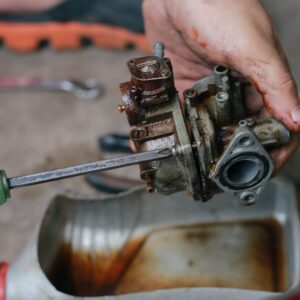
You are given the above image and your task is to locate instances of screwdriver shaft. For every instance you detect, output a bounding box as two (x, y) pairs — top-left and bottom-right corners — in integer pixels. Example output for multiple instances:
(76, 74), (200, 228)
(8, 148), (174, 189)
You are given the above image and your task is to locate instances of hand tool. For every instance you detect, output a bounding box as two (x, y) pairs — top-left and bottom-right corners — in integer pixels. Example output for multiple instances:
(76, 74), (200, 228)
(0, 77), (103, 99)
(85, 133), (137, 194)
(0, 147), (174, 204)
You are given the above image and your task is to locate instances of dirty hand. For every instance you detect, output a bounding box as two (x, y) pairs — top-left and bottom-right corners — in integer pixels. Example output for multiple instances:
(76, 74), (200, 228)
(143, 0), (299, 172)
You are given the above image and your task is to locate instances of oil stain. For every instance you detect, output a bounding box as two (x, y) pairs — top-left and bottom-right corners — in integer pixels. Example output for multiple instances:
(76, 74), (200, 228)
(46, 219), (285, 297)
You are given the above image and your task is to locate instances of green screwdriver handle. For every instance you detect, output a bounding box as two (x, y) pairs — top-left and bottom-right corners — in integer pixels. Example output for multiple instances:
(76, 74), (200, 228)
(0, 171), (10, 205)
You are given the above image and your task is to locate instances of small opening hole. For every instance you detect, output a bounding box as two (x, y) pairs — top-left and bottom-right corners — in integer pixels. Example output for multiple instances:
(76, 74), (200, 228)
(215, 65), (228, 73)
(239, 137), (252, 147)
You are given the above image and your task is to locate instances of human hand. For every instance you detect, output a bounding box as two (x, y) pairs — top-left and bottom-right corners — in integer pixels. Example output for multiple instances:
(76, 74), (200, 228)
(143, 0), (299, 172)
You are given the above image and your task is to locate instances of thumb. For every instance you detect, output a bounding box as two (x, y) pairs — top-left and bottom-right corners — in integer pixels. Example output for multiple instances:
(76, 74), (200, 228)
(236, 43), (300, 132)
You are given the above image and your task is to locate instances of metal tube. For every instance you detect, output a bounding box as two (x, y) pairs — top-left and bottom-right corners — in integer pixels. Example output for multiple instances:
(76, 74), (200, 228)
(153, 42), (165, 59)
(214, 65), (230, 88)
(215, 91), (231, 126)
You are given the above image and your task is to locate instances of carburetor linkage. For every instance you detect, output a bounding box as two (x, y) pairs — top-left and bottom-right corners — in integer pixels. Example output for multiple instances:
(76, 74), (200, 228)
(0, 42), (290, 206)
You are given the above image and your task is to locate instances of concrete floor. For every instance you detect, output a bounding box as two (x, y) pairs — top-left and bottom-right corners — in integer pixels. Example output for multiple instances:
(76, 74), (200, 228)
(0, 0), (300, 263)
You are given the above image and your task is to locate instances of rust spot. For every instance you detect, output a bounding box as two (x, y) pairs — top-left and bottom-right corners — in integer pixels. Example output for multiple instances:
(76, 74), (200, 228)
(219, 125), (238, 148)
(118, 104), (125, 113)
(192, 27), (200, 39)
(199, 42), (207, 49)
(116, 220), (286, 294)
(47, 237), (145, 297)
(191, 27), (208, 49)
(46, 219), (286, 297)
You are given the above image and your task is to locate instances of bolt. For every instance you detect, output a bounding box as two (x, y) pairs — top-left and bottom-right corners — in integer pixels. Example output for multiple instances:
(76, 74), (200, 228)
(184, 89), (197, 100)
(118, 104), (125, 113)
(221, 76), (230, 91)
(146, 182), (155, 193)
(216, 92), (229, 103)
(246, 118), (255, 127)
(131, 128), (147, 139)
(130, 86), (138, 94)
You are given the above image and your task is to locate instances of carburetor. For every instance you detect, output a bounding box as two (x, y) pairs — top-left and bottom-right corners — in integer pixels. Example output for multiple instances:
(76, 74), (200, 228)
(119, 42), (290, 205)
(0, 42), (291, 206)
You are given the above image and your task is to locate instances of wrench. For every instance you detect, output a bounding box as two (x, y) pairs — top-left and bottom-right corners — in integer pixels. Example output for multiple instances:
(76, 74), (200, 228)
(0, 77), (103, 100)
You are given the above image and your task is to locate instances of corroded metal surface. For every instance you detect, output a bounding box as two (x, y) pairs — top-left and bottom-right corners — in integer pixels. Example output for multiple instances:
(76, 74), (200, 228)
(119, 43), (290, 203)
(116, 222), (284, 294)
(6, 179), (300, 299)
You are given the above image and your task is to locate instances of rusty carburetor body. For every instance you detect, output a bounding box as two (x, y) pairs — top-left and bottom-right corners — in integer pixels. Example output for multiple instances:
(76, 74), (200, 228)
(120, 42), (290, 204)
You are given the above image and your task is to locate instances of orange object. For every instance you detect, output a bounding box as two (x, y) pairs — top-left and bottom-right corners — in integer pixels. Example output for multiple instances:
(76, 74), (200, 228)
(0, 22), (150, 52)
(0, 262), (9, 300)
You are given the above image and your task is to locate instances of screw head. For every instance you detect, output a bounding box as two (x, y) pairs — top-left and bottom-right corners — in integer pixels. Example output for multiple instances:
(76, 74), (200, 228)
(216, 92), (229, 103)
(246, 118), (255, 127)
(118, 104), (125, 113)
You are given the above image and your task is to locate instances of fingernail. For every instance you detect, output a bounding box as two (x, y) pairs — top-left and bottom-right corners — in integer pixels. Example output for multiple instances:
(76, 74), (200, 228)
(292, 106), (300, 123)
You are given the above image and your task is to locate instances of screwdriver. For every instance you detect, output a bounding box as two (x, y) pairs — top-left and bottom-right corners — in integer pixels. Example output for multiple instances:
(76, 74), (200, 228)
(0, 148), (175, 205)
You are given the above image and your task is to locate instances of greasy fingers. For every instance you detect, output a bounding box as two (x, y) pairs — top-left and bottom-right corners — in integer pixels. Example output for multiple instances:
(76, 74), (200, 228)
(143, 0), (300, 172)
(164, 0), (300, 132)
(237, 43), (300, 133)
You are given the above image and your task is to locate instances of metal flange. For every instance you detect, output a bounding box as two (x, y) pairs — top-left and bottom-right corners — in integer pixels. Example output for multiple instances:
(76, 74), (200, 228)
(210, 125), (274, 205)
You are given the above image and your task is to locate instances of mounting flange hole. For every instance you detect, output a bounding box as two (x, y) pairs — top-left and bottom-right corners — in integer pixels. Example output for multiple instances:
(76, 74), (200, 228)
(239, 136), (252, 147)
(241, 192), (256, 205)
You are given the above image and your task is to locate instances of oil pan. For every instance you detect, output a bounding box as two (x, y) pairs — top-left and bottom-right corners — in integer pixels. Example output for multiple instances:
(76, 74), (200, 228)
(5, 177), (300, 300)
